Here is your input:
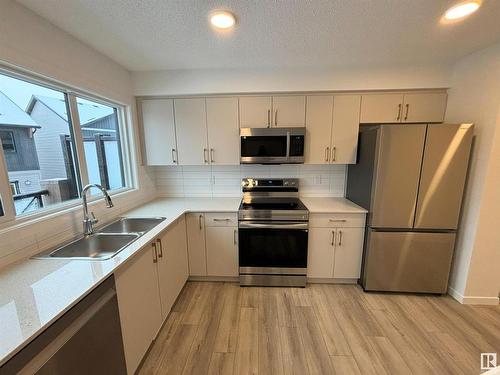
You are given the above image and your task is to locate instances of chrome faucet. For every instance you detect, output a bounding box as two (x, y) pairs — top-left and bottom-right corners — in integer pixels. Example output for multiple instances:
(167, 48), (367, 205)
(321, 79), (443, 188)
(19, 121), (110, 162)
(82, 184), (114, 235)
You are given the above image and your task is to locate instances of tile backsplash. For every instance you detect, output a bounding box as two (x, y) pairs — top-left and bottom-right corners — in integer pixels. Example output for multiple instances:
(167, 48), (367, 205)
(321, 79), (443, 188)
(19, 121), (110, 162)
(154, 164), (347, 197)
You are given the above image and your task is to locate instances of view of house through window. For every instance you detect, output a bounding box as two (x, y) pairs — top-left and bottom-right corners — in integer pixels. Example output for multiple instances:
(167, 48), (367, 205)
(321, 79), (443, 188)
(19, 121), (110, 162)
(76, 97), (125, 195)
(0, 72), (128, 216)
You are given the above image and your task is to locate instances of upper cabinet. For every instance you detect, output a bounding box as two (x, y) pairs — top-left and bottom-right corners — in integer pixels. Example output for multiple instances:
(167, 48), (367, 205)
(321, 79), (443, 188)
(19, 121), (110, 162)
(239, 95), (306, 128)
(239, 96), (272, 128)
(272, 95), (306, 127)
(174, 98), (208, 165)
(305, 95), (361, 164)
(206, 97), (240, 165)
(139, 99), (178, 166)
(360, 92), (447, 124)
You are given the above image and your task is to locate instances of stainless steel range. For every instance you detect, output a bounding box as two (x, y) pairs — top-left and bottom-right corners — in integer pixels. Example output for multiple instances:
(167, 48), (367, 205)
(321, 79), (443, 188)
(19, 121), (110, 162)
(238, 178), (309, 287)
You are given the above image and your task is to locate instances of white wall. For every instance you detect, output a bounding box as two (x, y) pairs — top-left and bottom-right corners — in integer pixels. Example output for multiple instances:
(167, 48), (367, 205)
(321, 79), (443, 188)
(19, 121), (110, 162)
(132, 64), (452, 96)
(445, 42), (500, 305)
(155, 165), (346, 198)
(0, 0), (156, 268)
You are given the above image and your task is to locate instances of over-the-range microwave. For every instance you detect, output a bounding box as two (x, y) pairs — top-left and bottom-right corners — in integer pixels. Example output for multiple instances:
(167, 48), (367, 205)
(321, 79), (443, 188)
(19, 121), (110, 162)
(240, 127), (305, 164)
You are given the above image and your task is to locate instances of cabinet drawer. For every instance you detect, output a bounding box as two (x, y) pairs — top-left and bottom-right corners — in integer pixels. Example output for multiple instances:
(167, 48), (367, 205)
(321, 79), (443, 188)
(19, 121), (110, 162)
(204, 212), (238, 227)
(309, 213), (365, 228)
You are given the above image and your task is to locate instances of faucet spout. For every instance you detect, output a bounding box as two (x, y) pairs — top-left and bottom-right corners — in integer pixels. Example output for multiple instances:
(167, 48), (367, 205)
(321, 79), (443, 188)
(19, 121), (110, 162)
(81, 184), (114, 236)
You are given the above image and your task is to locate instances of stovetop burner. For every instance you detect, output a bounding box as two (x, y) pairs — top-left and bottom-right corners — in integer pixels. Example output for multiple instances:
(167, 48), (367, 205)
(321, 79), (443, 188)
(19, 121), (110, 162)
(239, 197), (307, 211)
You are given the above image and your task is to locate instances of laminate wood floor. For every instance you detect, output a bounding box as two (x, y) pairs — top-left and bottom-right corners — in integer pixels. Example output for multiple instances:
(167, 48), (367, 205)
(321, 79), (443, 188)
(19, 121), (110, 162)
(139, 282), (500, 375)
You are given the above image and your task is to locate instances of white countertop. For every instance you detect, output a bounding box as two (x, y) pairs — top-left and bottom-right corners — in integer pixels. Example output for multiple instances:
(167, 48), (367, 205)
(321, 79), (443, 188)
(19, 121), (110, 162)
(0, 196), (363, 365)
(301, 197), (367, 213)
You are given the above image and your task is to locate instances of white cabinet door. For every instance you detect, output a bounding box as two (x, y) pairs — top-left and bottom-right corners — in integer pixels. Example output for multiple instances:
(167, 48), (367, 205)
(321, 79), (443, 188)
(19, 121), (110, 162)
(206, 226), (238, 277)
(305, 95), (333, 164)
(115, 245), (162, 375)
(360, 94), (404, 124)
(206, 97), (239, 165)
(140, 99), (177, 165)
(156, 216), (189, 320)
(239, 96), (272, 128)
(333, 227), (365, 279)
(331, 95), (361, 164)
(402, 93), (447, 123)
(186, 213), (207, 276)
(307, 228), (335, 278)
(174, 98), (208, 165)
(272, 95), (306, 127)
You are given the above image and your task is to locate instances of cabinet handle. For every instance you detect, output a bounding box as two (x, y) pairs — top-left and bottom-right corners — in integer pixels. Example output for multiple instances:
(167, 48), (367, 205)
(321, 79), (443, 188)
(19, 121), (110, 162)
(152, 242), (158, 263)
(331, 230), (335, 246)
(203, 148), (208, 163)
(156, 238), (163, 258)
(331, 146), (337, 162)
(397, 104), (402, 121)
(325, 146), (330, 162)
(404, 104), (409, 120)
(267, 109), (271, 128)
(274, 109), (278, 127)
(338, 230), (343, 247)
(199, 214), (203, 230)
(234, 229), (238, 245)
(171, 148), (176, 164)
(210, 148), (215, 163)
(329, 219), (347, 223)
(213, 218), (231, 222)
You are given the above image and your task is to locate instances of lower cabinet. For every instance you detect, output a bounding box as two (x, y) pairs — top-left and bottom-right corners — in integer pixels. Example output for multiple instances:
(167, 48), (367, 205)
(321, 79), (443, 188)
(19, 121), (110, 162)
(206, 226), (238, 277)
(307, 215), (365, 280)
(115, 215), (189, 374)
(186, 213), (207, 276)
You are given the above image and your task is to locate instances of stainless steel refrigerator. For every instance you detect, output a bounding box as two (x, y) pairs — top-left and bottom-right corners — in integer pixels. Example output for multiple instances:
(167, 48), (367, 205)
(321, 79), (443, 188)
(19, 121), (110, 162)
(346, 123), (473, 294)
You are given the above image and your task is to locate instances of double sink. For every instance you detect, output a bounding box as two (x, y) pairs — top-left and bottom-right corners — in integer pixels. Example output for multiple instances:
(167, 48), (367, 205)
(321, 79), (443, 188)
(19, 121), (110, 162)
(34, 217), (165, 260)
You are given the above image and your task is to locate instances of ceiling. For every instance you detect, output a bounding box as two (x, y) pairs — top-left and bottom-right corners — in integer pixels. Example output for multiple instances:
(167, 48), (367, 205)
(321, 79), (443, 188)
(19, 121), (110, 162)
(16, 0), (500, 71)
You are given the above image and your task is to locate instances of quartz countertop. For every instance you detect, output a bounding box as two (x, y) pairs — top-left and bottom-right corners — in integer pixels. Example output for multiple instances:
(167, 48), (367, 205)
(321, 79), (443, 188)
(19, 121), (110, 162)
(0, 196), (364, 365)
(301, 197), (367, 213)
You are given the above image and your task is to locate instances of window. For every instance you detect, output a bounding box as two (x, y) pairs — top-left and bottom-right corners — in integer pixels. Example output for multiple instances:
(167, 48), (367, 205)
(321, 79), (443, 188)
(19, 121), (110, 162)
(0, 71), (132, 217)
(0, 131), (16, 152)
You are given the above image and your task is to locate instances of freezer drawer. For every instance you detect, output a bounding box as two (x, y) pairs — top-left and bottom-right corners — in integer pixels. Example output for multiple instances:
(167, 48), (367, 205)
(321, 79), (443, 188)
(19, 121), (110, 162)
(363, 230), (456, 293)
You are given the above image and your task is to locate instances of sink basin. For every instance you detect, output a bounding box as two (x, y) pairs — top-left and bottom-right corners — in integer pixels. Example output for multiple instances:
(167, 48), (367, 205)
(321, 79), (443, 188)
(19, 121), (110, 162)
(99, 217), (165, 234)
(40, 233), (140, 260)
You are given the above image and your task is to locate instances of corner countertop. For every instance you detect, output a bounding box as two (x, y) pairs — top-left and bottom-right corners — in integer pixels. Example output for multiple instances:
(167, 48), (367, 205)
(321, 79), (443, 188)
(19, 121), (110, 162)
(301, 197), (367, 214)
(0, 196), (364, 366)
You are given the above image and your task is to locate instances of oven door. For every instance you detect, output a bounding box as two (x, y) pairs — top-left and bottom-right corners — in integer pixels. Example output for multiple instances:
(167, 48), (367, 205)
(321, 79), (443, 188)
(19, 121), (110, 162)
(238, 221), (308, 274)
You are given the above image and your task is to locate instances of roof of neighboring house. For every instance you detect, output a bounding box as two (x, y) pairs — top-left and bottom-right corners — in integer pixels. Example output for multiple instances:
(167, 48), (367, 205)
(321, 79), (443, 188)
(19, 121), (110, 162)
(26, 95), (114, 125)
(0, 91), (40, 128)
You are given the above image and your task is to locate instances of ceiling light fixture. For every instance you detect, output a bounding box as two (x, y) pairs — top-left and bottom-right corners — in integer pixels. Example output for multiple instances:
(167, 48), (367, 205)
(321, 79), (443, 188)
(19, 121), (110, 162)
(210, 10), (236, 30)
(444, 1), (481, 20)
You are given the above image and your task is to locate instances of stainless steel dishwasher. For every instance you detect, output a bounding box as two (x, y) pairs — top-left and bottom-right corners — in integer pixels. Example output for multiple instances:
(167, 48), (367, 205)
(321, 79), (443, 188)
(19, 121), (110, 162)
(1, 276), (127, 375)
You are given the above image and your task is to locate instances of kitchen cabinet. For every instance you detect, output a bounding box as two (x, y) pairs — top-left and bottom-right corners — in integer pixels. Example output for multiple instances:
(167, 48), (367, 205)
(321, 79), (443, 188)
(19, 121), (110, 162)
(332, 227), (365, 279)
(186, 213), (207, 276)
(401, 93), (447, 123)
(305, 95), (361, 164)
(239, 96), (272, 128)
(205, 226), (239, 277)
(307, 213), (365, 280)
(360, 92), (447, 124)
(206, 97), (239, 165)
(272, 95), (306, 127)
(156, 215), (189, 319)
(139, 99), (178, 166)
(115, 244), (163, 374)
(174, 98), (208, 165)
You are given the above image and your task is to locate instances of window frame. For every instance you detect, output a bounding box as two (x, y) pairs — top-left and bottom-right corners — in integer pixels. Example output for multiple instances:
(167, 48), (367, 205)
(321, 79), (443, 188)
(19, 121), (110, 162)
(0, 66), (137, 224)
(0, 131), (16, 153)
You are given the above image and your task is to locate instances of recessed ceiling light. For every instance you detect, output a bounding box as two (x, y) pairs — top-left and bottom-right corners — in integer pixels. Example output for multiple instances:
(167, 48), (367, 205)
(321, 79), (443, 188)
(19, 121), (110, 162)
(210, 11), (236, 30)
(444, 1), (481, 20)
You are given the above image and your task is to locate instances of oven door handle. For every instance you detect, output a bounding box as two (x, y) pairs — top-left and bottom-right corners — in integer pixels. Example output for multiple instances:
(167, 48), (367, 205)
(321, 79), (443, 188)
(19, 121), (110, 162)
(239, 222), (308, 230)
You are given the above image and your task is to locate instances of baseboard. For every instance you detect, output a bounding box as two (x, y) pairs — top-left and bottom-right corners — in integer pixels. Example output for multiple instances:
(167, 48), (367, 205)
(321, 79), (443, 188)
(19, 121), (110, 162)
(448, 286), (499, 305)
(188, 276), (239, 282)
(307, 278), (358, 284)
